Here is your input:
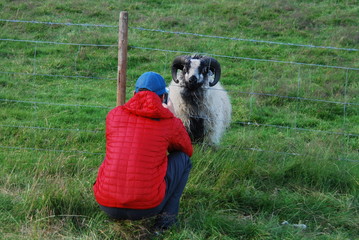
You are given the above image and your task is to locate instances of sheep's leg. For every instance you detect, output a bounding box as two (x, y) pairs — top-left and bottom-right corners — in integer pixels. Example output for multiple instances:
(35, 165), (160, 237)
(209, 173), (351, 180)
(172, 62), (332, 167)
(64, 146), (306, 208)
(188, 117), (204, 143)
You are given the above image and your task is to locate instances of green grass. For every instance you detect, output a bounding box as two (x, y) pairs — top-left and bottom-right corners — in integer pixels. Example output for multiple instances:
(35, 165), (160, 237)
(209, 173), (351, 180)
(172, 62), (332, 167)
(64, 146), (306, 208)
(1, 0), (358, 239)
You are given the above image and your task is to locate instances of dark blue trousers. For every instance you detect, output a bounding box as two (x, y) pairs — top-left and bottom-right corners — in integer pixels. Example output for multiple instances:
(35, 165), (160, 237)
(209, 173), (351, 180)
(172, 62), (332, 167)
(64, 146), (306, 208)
(99, 151), (192, 221)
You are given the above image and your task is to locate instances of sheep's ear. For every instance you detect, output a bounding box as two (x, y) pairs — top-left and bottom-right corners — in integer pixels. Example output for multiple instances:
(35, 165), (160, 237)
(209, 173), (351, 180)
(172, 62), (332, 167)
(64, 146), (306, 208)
(171, 66), (181, 83)
(206, 58), (221, 87)
(209, 68), (221, 87)
(172, 55), (188, 83)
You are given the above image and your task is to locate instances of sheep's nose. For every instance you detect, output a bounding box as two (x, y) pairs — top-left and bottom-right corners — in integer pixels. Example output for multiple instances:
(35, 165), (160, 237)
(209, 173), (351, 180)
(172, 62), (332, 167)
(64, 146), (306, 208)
(189, 76), (197, 83)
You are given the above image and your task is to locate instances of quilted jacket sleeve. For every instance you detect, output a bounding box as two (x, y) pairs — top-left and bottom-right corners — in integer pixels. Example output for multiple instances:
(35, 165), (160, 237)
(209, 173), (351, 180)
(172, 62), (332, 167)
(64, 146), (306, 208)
(168, 118), (193, 157)
(105, 107), (118, 134)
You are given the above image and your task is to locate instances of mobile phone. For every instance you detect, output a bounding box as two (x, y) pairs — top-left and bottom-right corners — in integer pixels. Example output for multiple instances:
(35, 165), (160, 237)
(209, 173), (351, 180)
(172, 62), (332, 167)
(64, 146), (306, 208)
(163, 93), (168, 104)
(163, 88), (169, 104)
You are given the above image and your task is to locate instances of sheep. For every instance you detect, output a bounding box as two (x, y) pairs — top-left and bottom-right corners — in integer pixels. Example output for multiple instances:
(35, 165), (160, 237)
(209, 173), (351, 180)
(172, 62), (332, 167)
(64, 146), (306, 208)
(168, 55), (232, 145)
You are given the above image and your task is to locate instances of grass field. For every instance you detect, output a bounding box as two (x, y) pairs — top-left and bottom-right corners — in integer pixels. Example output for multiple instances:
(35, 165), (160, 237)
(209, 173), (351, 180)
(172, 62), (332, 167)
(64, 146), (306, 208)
(1, 0), (358, 239)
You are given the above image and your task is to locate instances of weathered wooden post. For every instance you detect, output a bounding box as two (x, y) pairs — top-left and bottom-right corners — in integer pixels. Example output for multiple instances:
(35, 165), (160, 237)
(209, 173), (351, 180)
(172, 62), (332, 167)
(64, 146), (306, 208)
(117, 11), (128, 106)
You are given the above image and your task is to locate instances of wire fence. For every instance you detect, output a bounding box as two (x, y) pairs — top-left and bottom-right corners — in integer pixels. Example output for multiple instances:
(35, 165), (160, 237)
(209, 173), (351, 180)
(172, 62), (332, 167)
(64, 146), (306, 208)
(2, 38), (358, 71)
(0, 18), (358, 162)
(1, 19), (358, 51)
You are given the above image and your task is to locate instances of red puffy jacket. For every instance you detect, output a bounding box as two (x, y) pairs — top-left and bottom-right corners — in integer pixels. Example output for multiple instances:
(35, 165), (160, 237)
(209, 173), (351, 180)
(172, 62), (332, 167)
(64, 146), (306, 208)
(93, 91), (193, 209)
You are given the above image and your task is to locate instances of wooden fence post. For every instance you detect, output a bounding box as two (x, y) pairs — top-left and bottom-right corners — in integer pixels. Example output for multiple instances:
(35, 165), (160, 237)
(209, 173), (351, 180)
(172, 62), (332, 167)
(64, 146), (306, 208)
(117, 11), (128, 106)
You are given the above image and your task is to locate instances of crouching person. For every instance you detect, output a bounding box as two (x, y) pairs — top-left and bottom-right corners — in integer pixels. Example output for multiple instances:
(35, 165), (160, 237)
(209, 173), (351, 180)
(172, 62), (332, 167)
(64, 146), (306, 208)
(93, 72), (193, 231)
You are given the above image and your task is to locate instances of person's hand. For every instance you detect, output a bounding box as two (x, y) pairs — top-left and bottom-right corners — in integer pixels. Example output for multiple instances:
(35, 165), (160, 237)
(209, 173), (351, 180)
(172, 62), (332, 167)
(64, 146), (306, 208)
(162, 98), (176, 116)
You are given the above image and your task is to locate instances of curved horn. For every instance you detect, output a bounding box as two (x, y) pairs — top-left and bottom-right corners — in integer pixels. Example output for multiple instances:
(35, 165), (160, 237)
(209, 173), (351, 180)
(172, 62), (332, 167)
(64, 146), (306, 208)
(171, 55), (188, 83)
(202, 57), (221, 87)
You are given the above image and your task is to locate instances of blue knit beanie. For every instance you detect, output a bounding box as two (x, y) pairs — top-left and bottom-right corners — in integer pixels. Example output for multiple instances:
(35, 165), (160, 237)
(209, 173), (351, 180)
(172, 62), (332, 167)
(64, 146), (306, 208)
(135, 72), (166, 95)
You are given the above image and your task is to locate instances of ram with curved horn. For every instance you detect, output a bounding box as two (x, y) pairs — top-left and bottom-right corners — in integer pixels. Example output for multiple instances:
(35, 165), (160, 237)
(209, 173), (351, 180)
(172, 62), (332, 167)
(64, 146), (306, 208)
(168, 55), (232, 145)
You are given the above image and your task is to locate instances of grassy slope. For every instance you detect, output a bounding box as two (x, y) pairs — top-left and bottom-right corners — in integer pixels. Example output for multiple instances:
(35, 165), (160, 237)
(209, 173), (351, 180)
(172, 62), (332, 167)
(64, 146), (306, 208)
(0, 0), (358, 239)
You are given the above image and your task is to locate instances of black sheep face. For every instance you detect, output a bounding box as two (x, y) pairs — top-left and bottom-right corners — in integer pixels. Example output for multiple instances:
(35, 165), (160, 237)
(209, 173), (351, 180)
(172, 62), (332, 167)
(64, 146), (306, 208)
(180, 59), (210, 90)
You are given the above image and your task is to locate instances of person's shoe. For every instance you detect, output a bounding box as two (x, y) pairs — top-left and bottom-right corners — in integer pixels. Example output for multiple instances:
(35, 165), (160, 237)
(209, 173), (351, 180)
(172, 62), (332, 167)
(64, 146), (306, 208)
(154, 214), (178, 231)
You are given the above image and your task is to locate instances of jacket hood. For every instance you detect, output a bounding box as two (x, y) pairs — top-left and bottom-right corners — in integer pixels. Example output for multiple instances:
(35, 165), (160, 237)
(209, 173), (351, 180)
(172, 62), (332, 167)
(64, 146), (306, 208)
(123, 91), (174, 119)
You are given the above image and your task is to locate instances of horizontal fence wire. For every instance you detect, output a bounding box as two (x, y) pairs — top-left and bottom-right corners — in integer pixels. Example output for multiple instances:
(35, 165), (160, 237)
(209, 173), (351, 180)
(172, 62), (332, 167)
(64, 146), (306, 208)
(1, 19), (358, 162)
(130, 46), (359, 71)
(2, 38), (357, 71)
(234, 121), (359, 137)
(0, 124), (102, 133)
(1, 84), (358, 108)
(1, 19), (358, 52)
(0, 70), (116, 81)
(237, 91), (359, 106)
(0, 145), (104, 155)
(1, 103), (357, 138)
(2, 64), (357, 107)
(129, 27), (359, 52)
(168, 84), (359, 106)
(0, 38), (117, 47)
(0, 98), (112, 108)
(0, 19), (117, 28)
(1, 144), (357, 163)
(1, 66), (357, 108)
